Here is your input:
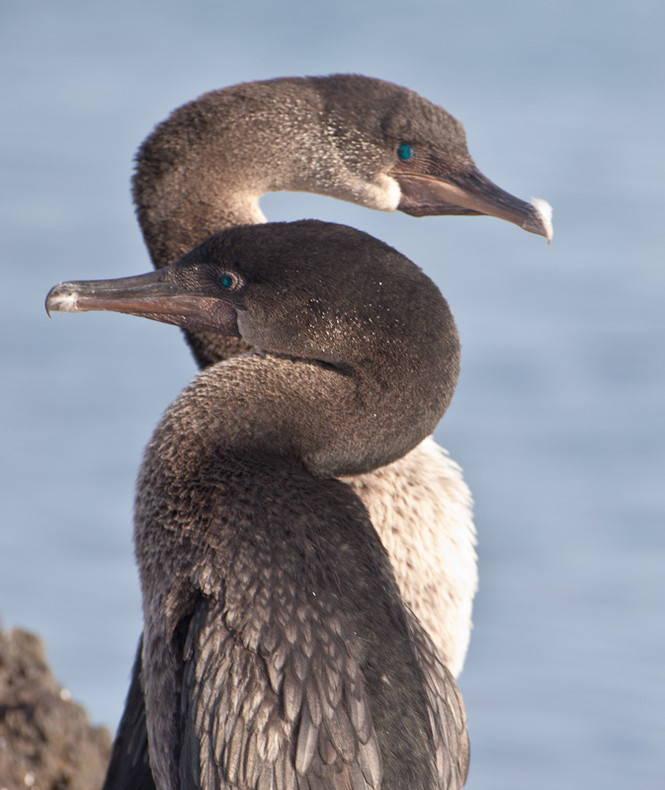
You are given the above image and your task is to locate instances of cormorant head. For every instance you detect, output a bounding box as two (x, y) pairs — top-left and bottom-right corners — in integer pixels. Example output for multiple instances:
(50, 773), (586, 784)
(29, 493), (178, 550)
(312, 75), (552, 241)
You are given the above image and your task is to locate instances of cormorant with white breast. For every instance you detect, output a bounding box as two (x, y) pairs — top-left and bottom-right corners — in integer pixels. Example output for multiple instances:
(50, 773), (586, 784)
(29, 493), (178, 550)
(131, 73), (552, 674)
(95, 74), (551, 788)
(47, 219), (470, 789)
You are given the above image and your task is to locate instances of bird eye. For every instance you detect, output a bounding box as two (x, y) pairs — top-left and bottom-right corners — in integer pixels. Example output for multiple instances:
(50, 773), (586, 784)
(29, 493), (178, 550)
(220, 272), (240, 290)
(397, 143), (414, 162)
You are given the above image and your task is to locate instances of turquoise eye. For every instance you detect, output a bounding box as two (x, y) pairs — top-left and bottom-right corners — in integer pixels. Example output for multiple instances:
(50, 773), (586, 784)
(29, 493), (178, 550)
(397, 143), (414, 161)
(221, 273), (235, 289)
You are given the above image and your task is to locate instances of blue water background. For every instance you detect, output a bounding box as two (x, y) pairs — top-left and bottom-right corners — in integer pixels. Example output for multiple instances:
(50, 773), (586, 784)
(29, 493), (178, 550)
(1, 1), (664, 788)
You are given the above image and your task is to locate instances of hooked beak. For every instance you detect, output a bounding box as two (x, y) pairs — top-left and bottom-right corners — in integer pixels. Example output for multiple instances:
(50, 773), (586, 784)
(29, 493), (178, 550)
(395, 166), (553, 242)
(45, 268), (240, 336)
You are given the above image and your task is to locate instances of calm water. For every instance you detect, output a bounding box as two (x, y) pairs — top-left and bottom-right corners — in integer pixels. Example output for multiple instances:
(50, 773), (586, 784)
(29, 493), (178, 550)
(2, 2), (664, 788)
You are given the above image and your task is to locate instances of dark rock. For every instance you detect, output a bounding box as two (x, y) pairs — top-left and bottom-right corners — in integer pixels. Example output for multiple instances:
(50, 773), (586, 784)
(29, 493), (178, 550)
(0, 625), (111, 790)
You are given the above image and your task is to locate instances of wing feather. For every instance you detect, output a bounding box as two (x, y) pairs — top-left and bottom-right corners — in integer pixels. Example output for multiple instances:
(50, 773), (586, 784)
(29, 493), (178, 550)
(180, 596), (380, 789)
(406, 613), (470, 789)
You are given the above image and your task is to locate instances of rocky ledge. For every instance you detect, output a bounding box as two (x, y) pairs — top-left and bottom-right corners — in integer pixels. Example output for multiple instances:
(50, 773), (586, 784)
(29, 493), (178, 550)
(0, 626), (111, 790)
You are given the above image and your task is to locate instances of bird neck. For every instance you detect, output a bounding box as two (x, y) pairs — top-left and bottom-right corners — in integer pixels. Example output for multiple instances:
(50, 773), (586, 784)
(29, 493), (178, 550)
(151, 352), (436, 482)
(134, 80), (318, 269)
(133, 77), (397, 273)
(133, 81), (317, 367)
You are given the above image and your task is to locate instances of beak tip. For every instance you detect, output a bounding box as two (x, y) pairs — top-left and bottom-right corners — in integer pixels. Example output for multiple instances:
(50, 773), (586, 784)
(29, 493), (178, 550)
(45, 284), (80, 316)
(529, 197), (554, 243)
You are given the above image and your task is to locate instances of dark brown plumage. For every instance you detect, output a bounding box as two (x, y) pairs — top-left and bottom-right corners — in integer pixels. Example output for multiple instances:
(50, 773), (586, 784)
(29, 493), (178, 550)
(50, 74), (551, 789)
(123, 76), (550, 697)
(47, 220), (469, 789)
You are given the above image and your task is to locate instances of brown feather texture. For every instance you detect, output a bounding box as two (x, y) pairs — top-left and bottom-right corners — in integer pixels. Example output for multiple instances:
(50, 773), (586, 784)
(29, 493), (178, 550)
(89, 74), (548, 788)
(48, 220), (470, 788)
